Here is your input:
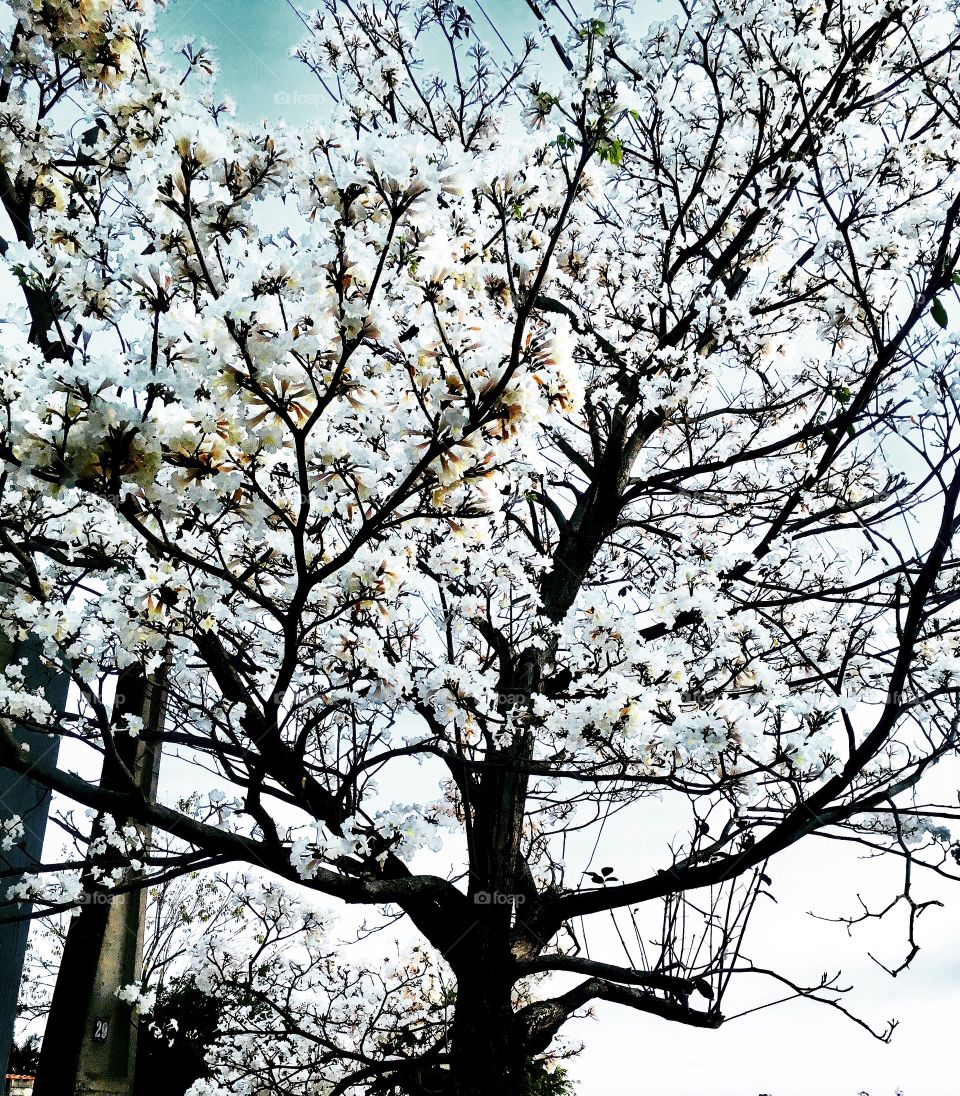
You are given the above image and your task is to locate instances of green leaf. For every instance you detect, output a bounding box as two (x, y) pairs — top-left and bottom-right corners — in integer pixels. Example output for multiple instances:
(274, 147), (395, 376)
(952, 271), (960, 285)
(579, 17), (607, 37)
(598, 137), (623, 166)
(932, 297), (948, 329)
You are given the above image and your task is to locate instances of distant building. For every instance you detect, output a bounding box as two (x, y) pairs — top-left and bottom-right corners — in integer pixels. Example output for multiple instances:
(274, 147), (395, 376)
(5, 1076), (35, 1096)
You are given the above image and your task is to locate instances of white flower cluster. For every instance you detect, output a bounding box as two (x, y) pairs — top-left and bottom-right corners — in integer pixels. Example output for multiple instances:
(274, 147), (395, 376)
(0, 815), (24, 851)
(116, 982), (157, 1013)
(290, 801), (455, 878)
(857, 813), (952, 847)
(6, 869), (83, 907)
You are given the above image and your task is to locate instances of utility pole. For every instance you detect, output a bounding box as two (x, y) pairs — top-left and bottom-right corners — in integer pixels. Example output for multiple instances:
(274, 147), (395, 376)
(0, 630), (68, 1082)
(33, 665), (164, 1096)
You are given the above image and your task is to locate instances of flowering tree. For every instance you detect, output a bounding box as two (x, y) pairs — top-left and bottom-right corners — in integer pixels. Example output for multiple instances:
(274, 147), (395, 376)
(14, 817), (248, 1034)
(136, 874), (476, 1096)
(19, 850), (477, 1096)
(3, 0), (960, 1092)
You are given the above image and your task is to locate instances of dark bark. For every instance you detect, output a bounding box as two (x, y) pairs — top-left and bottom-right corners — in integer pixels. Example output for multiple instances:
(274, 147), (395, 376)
(447, 723), (533, 1095)
(449, 954), (524, 1096)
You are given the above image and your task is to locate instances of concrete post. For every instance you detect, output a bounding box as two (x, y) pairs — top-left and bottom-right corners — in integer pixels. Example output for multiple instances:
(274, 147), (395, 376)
(74, 680), (162, 1096)
(33, 667), (164, 1096)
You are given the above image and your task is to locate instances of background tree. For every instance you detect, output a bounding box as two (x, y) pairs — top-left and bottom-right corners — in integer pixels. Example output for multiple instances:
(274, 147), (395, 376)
(17, 837), (488, 1096)
(7, 1033), (41, 1076)
(2, 0), (960, 1094)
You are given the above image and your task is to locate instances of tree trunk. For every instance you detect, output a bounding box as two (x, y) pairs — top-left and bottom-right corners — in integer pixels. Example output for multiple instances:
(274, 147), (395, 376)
(450, 951), (524, 1096)
(447, 726), (534, 1096)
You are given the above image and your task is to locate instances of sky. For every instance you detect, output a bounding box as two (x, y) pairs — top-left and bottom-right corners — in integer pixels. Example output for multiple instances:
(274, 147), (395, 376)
(158, 0), (541, 124)
(71, 1), (957, 1092)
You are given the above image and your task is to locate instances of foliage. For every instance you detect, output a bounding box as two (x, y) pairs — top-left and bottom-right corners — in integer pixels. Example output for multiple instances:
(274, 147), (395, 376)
(7, 1034), (41, 1075)
(133, 978), (222, 1096)
(521, 1062), (576, 1096)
